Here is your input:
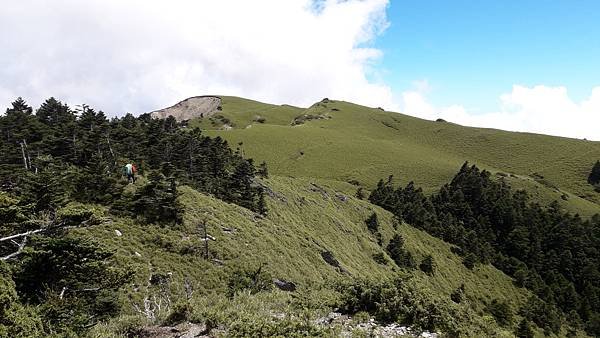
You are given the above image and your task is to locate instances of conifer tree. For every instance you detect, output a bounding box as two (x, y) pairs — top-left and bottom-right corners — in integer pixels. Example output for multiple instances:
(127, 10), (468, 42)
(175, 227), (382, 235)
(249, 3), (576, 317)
(386, 234), (415, 269)
(588, 160), (600, 185)
(365, 212), (379, 233)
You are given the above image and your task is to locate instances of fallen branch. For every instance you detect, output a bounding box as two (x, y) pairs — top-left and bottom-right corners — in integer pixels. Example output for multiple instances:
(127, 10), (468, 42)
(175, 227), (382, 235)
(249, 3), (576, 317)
(0, 220), (83, 261)
(0, 228), (46, 243)
(1, 237), (28, 261)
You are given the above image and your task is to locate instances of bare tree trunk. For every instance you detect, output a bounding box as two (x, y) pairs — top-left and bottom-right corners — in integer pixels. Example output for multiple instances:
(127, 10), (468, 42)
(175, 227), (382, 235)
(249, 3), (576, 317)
(19, 140), (28, 170)
(203, 219), (209, 259)
(106, 134), (117, 168)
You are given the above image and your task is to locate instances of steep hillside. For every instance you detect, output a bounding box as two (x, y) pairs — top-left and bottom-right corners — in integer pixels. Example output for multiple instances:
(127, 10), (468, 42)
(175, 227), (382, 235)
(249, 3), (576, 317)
(188, 96), (600, 216)
(83, 175), (535, 336)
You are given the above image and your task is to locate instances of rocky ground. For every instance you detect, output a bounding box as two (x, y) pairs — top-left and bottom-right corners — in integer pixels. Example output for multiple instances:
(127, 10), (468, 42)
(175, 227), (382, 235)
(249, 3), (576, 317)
(315, 312), (440, 338)
(150, 96), (222, 121)
(137, 312), (439, 337)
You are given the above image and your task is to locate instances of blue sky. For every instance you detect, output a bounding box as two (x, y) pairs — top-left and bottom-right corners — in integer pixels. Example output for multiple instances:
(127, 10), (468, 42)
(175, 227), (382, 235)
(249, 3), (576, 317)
(377, 0), (600, 112)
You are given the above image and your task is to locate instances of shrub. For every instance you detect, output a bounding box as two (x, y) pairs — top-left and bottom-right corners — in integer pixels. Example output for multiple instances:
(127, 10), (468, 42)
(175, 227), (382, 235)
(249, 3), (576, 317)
(0, 262), (44, 337)
(226, 265), (272, 298)
(355, 187), (365, 200)
(450, 284), (465, 304)
(365, 213), (379, 233)
(515, 319), (534, 338)
(164, 301), (192, 325)
(372, 252), (388, 265)
(227, 316), (334, 337)
(335, 276), (453, 331)
(253, 116), (266, 124)
(419, 255), (435, 276)
(462, 253), (476, 270)
(487, 299), (513, 327)
(386, 234), (416, 269)
(117, 167), (182, 225)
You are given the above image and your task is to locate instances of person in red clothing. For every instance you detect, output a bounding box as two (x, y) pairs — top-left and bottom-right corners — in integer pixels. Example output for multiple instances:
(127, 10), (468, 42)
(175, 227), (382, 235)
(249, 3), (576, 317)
(131, 163), (137, 183)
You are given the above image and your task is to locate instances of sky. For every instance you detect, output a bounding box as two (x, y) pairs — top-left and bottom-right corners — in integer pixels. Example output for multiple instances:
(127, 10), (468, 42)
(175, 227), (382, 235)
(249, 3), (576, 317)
(0, 0), (599, 140)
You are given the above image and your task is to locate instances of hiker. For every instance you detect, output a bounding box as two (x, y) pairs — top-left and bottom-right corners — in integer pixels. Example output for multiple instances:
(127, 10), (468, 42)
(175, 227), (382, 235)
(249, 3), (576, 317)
(124, 163), (137, 183)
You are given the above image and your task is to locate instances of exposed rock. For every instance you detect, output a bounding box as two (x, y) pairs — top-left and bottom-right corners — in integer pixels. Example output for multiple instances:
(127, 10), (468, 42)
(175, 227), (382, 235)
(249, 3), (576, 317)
(335, 192), (348, 202)
(309, 183), (329, 199)
(315, 312), (439, 338)
(114, 229), (122, 237)
(150, 96), (222, 122)
(321, 251), (340, 268)
(200, 234), (216, 241)
(273, 279), (297, 292)
(134, 251), (142, 257)
(254, 179), (287, 202)
(221, 227), (235, 234)
(137, 322), (208, 338)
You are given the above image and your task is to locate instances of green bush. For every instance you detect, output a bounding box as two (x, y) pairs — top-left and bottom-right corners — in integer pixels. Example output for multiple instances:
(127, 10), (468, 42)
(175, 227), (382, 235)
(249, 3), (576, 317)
(386, 234), (416, 269)
(0, 262), (44, 337)
(462, 253), (476, 270)
(372, 252), (388, 265)
(226, 265), (273, 298)
(419, 255), (435, 276)
(335, 276), (457, 332)
(227, 316), (334, 337)
(450, 284), (465, 304)
(515, 319), (535, 338)
(487, 299), (513, 327)
(164, 301), (193, 325)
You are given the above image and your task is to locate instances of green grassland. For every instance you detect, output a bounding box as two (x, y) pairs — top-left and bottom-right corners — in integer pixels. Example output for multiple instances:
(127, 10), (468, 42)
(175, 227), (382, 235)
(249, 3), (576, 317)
(193, 96), (600, 216)
(79, 96), (599, 336)
(80, 175), (543, 336)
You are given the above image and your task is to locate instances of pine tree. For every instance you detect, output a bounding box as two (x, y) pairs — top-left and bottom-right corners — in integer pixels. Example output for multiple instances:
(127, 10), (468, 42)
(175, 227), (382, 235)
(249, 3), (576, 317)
(19, 156), (67, 213)
(419, 254), (435, 275)
(128, 166), (182, 224)
(515, 319), (534, 338)
(386, 234), (415, 269)
(588, 160), (600, 185)
(365, 212), (379, 233)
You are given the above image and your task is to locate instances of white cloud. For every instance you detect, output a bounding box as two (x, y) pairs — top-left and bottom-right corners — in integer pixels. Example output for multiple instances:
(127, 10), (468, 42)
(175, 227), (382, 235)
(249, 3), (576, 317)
(0, 0), (392, 114)
(399, 84), (600, 140)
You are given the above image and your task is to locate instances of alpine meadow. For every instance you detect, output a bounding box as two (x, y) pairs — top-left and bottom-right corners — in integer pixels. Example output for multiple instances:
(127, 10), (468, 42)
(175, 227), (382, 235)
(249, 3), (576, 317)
(1, 94), (599, 338)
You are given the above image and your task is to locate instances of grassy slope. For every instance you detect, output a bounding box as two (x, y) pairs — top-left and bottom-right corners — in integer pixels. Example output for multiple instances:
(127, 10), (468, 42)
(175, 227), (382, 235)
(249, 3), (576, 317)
(77, 176), (532, 335)
(194, 96), (600, 217)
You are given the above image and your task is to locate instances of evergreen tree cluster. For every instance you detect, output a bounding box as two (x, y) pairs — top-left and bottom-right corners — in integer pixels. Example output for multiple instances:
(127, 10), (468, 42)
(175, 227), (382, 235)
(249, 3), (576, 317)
(589, 160), (600, 190)
(0, 97), (269, 335)
(370, 163), (600, 335)
(0, 97), (266, 213)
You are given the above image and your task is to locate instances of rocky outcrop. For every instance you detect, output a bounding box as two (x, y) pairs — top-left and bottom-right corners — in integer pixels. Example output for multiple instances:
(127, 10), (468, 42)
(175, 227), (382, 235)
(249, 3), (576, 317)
(273, 279), (297, 292)
(150, 96), (222, 121)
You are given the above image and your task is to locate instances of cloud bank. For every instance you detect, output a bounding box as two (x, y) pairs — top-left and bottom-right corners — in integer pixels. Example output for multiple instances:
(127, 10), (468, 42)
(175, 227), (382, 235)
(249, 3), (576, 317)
(1, 1), (598, 140)
(400, 84), (600, 140)
(0, 0), (392, 114)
